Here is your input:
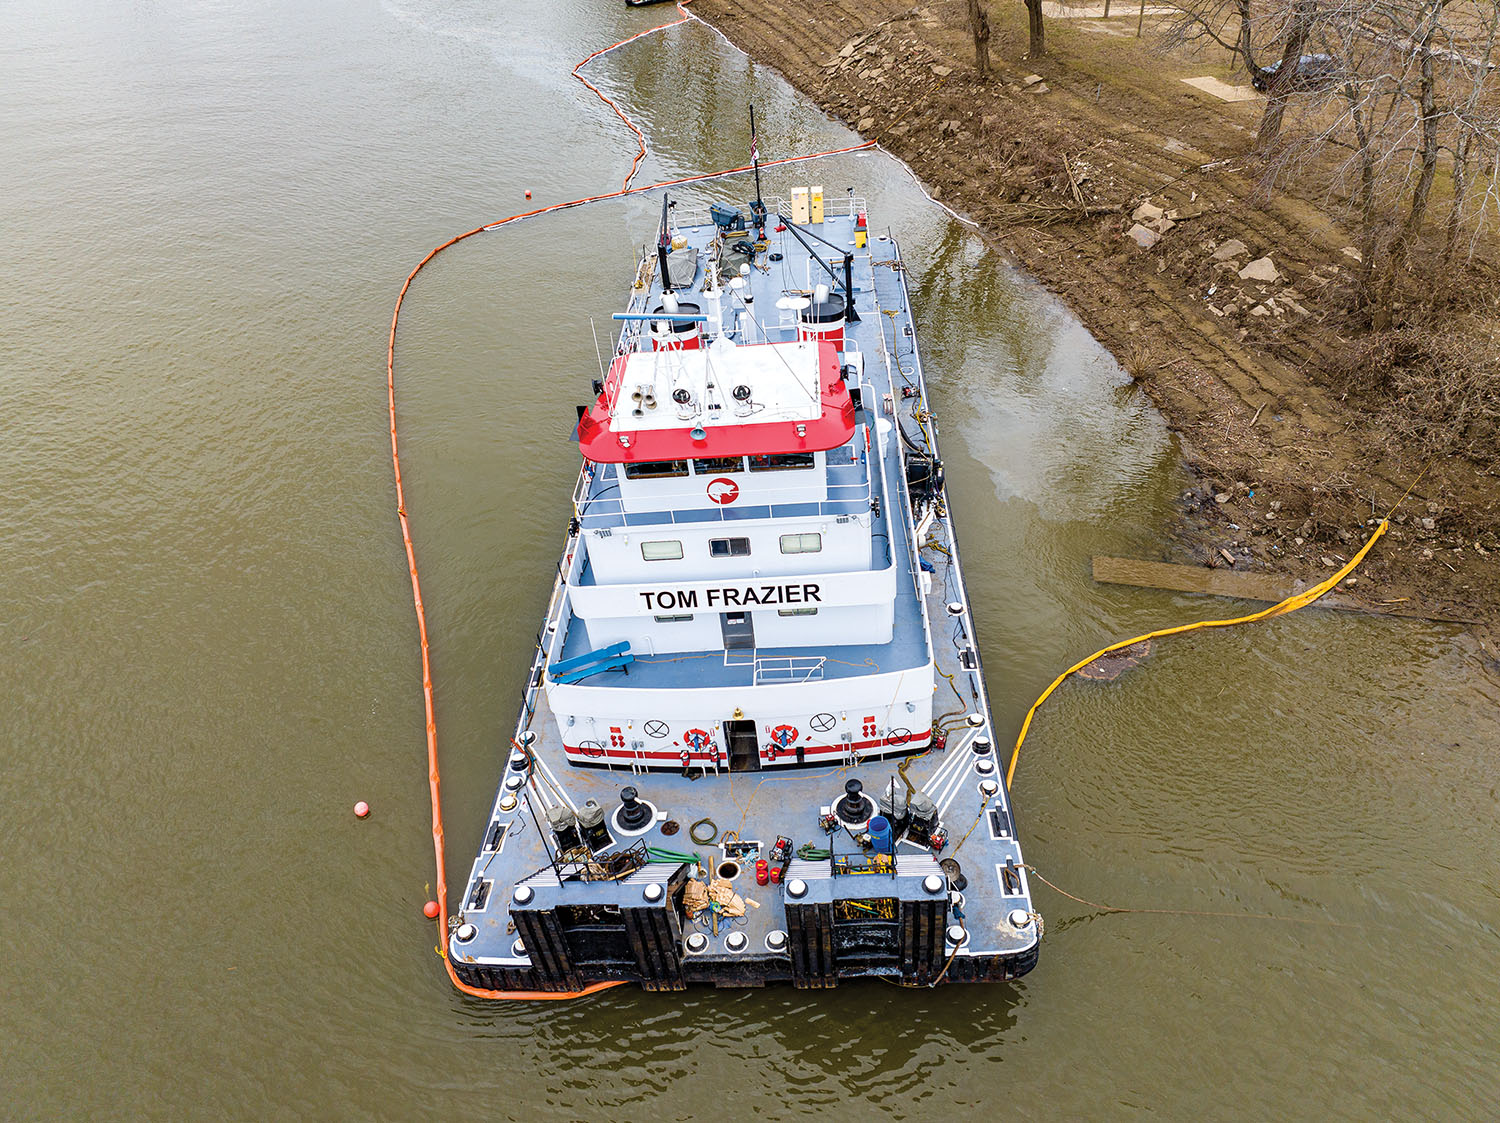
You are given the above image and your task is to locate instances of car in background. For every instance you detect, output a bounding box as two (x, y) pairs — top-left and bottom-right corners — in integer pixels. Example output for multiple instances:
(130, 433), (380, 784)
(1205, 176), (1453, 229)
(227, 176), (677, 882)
(1251, 53), (1341, 92)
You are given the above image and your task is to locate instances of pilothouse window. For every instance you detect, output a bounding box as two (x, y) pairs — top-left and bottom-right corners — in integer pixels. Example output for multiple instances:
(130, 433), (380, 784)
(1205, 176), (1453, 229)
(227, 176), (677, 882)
(779, 533), (823, 554)
(624, 460), (689, 479)
(692, 457), (745, 474)
(749, 453), (816, 472)
(641, 540), (684, 560)
(709, 537), (751, 558)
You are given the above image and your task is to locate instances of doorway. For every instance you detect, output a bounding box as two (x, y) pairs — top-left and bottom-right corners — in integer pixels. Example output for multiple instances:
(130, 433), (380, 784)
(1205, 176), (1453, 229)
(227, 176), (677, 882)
(724, 719), (760, 772)
(720, 611), (754, 650)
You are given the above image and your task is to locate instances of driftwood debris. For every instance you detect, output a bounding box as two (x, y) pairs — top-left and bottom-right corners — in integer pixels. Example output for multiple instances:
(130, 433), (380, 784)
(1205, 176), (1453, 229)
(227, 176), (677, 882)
(1092, 556), (1478, 624)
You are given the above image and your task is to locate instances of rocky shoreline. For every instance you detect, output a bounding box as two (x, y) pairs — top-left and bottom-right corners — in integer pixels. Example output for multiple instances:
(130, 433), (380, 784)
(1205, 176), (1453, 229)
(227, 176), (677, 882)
(689, 0), (1499, 637)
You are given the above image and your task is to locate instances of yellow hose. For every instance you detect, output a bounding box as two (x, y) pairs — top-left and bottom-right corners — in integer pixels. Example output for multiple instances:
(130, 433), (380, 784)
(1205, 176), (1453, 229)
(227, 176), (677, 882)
(1006, 519), (1390, 787)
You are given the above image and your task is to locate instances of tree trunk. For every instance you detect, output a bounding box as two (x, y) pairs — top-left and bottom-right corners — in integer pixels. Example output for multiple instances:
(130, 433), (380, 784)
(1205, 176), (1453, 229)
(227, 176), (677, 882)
(1255, 1), (1311, 154)
(1347, 90), (1384, 322)
(1400, 1), (1446, 251)
(1443, 134), (1472, 265)
(1023, 0), (1046, 58)
(1235, 0), (1256, 71)
(968, 0), (991, 79)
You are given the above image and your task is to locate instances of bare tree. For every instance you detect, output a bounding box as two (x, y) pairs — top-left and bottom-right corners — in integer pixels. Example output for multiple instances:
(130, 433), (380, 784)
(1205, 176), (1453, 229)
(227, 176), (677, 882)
(1398, 0), (1451, 249)
(969, 0), (992, 77)
(1442, 1), (1500, 261)
(1158, 0), (1323, 150)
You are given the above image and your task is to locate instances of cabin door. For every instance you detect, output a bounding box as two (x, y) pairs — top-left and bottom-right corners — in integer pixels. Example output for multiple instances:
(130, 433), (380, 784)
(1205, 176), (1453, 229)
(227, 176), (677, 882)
(720, 611), (754, 650)
(724, 719), (761, 773)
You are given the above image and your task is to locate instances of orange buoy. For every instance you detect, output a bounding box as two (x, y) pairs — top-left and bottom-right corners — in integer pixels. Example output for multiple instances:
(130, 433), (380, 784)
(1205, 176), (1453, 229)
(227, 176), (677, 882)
(354, 800), (370, 818)
(423, 900), (440, 919)
(525, 189), (532, 199)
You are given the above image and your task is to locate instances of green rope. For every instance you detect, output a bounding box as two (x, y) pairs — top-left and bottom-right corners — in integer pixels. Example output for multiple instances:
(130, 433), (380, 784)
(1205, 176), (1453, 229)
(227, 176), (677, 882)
(647, 847), (702, 866)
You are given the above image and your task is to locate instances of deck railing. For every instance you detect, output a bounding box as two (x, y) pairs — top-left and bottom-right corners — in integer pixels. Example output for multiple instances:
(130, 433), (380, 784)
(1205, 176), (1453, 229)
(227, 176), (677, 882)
(753, 656), (826, 684)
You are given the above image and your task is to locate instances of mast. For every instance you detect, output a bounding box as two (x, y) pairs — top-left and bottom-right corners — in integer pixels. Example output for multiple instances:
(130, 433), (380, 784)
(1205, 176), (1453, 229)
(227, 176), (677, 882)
(749, 104), (766, 241)
(656, 193), (673, 294)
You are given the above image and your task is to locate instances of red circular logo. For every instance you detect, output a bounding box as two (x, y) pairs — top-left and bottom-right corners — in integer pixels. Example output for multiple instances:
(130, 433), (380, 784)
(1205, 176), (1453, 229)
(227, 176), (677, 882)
(706, 477), (739, 505)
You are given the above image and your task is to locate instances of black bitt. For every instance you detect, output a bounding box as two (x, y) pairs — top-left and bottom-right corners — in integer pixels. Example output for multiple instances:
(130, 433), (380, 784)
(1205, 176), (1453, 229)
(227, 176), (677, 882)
(836, 778), (868, 824)
(618, 786), (652, 831)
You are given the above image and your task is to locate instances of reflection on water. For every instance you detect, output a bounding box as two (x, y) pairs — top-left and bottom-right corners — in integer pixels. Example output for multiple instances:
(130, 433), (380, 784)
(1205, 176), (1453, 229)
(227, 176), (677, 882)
(4, 0), (1498, 1116)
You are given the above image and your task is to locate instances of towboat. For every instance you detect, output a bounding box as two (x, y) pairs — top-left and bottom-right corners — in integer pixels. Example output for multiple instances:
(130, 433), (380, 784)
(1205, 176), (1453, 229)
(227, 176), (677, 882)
(448, 182), (1040, 992)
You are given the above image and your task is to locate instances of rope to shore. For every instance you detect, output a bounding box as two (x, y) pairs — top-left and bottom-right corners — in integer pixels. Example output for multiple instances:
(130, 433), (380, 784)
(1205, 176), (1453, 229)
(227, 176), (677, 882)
(1023, 866), (1358, 929)
(389, 1), (889, 1003)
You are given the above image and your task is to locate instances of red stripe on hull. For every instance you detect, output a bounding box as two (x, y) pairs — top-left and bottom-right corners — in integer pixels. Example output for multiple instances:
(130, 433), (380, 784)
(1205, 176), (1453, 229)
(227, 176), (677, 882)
(562, 730), (932, 765)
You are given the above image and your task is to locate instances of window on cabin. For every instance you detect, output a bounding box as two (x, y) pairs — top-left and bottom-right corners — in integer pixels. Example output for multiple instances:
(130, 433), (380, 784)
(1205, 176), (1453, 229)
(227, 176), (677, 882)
(749, 453), (816, 472)
(641, 540), (684, 561)
(778, 608), (818, 617)
(709, 537), (751, 558)
(779, 533), (822, 554)
(624, 460), (689, 479)
(653, 614), (694, 622)
(692, 456), (745, 474)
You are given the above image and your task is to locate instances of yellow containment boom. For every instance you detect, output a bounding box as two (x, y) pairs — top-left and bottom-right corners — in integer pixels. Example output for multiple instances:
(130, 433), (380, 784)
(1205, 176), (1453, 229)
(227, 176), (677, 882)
(1007, 517), (1392, 787)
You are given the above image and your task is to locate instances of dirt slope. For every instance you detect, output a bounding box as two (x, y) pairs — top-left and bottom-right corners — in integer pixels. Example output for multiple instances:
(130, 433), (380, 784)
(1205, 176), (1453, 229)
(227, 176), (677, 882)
(691, 0), (1500, 632)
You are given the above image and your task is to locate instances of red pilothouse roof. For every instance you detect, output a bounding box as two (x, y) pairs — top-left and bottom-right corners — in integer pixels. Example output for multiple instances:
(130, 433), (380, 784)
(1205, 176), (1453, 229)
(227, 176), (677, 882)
(576, 340), (855, 463)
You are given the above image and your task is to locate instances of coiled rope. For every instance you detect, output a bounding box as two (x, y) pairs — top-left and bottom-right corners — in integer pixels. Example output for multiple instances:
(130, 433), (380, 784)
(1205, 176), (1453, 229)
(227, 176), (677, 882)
(389, 1), (877, 1001)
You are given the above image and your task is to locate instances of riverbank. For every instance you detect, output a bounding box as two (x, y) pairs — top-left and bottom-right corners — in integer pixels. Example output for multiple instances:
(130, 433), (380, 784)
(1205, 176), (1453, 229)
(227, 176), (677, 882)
(690, 0), (1500, 636)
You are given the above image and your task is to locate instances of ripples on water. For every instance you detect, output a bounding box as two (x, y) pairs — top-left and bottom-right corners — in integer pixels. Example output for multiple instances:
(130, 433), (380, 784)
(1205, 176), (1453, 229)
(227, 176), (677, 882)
(4, 0), (1499, 1116)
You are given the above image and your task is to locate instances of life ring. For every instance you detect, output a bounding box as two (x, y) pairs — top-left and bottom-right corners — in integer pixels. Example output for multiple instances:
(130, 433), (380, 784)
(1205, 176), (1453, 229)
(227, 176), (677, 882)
(770, 724), (799, 748)
(684, 728), (711, 750)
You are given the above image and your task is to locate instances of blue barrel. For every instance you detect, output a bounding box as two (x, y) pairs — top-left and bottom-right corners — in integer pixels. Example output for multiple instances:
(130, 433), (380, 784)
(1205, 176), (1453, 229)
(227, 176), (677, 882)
(868, 815), (892, 855)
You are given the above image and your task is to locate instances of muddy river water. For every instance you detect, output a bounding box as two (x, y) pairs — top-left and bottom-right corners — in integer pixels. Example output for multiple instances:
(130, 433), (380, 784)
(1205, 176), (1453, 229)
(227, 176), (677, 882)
(4, 0), (1498, 1116)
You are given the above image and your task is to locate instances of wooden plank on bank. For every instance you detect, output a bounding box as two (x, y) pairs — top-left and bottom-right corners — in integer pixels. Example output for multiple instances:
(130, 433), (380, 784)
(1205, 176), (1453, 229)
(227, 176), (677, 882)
(1091, 556), (1478, 624)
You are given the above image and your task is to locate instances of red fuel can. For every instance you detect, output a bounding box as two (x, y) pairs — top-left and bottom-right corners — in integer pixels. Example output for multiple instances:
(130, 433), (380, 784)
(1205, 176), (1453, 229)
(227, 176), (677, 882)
(755, 859), (769, 885)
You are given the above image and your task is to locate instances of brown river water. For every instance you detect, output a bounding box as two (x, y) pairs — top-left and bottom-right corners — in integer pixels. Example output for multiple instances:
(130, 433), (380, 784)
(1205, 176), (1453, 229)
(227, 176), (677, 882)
(4, 0), (1498, 1117)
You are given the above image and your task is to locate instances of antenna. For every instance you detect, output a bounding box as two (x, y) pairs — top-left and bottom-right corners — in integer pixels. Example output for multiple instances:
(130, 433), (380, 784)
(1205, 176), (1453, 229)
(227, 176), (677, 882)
(589, 317), (607, 384)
